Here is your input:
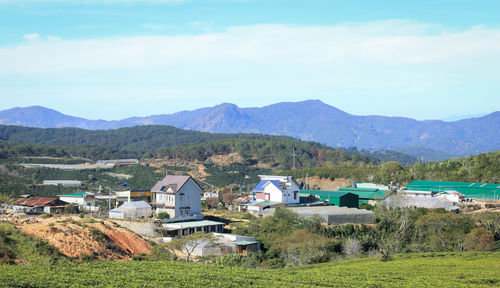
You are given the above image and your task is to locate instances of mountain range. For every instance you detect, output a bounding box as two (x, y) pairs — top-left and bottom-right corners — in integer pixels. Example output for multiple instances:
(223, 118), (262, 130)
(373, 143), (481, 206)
(0, 100), (498, 157)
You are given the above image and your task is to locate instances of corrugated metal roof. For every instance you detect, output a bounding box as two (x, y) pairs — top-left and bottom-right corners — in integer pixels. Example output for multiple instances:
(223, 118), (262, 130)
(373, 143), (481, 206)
(301, 190), (350, 198)
(12, 197), (64, 207)
(338, 187), (379, 193)
(406, 180), (500, 200)
(163, 220), (224, 230)
(234, 240), (258, 246)
(58, 192), (93, 198)
(120, 201), (151, 209)
(251, 201), (283, 207)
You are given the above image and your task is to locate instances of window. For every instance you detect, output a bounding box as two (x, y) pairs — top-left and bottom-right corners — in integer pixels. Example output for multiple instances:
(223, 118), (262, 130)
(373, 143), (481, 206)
(180, 194), (184, 201)
(294, 191), (298, 200)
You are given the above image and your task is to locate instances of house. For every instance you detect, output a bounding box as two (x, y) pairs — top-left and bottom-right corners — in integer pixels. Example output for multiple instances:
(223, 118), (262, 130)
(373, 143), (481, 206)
(252, 175), (300, 204)
(43, 180), (82, 187)
(160, 220), (225, 241)
(435, 190), (466, 203)
(58, 192), (100, 211)
(300, 190), (359, 208)
(109, 201), (152, 219)
(12, 196), (67, 214)
(151, 174), (203, 219)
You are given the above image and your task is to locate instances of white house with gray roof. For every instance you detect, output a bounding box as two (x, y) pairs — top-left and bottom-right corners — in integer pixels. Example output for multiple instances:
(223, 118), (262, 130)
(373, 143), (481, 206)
(252, 175), (300, 204)
(151, 174), (203, 219)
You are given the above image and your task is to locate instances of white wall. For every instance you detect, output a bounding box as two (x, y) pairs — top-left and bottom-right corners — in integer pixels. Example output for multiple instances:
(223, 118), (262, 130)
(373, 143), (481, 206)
(175, 178), (202, 217)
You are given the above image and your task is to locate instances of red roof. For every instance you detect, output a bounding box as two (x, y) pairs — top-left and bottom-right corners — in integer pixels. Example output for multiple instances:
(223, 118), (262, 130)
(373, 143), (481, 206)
(12, 197), (63, 207)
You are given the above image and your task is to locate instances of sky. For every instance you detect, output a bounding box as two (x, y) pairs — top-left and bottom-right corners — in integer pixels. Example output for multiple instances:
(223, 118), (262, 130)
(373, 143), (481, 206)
(0, 0), (499, 121)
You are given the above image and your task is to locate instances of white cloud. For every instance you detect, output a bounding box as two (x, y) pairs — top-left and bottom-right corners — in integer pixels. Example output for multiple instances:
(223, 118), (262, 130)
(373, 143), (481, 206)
(22, 33), (41, 41)
(3, 20), (499, 75)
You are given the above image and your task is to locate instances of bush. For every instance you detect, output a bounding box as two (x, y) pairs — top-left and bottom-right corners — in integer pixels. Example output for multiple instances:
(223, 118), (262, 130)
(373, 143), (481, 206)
(464, 228), (495, 252)
(343, 238), (362, 259)
(41, 214), (53, 219)
(156, 212), (170, 220)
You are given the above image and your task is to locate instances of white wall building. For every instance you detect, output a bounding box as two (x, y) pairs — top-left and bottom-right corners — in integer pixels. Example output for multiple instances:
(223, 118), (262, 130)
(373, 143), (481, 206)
(252, 175), (300, 204)
(435, 190), (466, 203)
(43, 180), (81, 187)
(109, 201), (152, 219)
(151, 174), (203, 219)
(58, 192), (99, 211)
(400, 190), (434, 198)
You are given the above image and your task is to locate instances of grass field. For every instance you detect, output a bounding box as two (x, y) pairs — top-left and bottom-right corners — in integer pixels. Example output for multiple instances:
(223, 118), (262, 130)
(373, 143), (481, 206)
(1, 252), (499, 287)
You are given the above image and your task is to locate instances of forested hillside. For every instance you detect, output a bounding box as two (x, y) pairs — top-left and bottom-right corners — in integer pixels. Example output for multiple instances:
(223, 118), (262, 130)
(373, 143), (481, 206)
(0, 125), (303, 153)
(283, 151), (500, 185)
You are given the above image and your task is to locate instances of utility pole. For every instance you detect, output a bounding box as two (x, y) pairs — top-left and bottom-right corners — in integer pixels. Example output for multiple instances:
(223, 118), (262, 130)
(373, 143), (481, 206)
(292, 147), (297, 169)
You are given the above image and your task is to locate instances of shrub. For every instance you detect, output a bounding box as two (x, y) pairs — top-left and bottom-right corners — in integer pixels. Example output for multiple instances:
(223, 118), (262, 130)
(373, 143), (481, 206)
(156, 212), (170, 220)
(343, 238), (362, 259)
(464, 228), (495, 252)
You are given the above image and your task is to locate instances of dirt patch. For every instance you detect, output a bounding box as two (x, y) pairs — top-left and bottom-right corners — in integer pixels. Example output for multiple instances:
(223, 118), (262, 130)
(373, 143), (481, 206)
(209, 153), (244, 165)
(14, 216), (151, 261)
(301, 176), (351, 191)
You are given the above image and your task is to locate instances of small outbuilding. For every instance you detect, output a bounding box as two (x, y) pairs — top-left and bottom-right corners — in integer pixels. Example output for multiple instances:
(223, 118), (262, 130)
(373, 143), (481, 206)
(300, 190), (359, 208)
(109, 201), (152, 219)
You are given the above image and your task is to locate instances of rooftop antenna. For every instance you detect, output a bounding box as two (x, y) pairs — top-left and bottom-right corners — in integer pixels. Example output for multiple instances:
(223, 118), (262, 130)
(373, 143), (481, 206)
(292, 147), (297, 169)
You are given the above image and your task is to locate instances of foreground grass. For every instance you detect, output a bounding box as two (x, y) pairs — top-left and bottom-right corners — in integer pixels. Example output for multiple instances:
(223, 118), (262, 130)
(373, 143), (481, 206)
(1, 252), (499, 287)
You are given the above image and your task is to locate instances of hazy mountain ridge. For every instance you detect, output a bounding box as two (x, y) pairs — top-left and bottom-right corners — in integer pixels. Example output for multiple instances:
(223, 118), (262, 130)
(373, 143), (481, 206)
(0, 100), (498, 157)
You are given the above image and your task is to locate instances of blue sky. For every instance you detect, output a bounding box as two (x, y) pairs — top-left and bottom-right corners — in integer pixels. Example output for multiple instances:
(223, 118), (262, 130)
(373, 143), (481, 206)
(0, 0), (499, 120)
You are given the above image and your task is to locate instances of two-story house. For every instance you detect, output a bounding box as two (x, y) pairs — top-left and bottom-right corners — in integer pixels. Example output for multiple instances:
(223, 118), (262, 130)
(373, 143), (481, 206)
(252, 175), (300, 204)
(151, 174), (203, 219)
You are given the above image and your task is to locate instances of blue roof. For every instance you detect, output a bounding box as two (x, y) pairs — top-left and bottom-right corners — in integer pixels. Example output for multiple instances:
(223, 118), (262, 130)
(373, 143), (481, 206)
(253, 180), (282, 192)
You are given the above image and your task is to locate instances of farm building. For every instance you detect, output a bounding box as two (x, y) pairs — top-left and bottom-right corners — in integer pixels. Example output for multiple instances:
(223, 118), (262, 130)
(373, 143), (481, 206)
(262, 206), (375, 224)
(96, 159), (139, 165)
(12, 196), (67, 213)
(58, 192), (99, 211)
(435, 191), (466, 203)
(355, 183), (390, 191)
(243, 201), (284, 215)
(109, 201), (152, 219)
(406, 180), (500, 200)
(43, 180), (81, 187)
(337, 187), (387, 204)
(300, 190), (359, 208)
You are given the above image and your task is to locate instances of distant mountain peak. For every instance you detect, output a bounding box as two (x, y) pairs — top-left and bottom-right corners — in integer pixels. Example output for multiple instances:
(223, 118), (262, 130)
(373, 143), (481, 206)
(0, 101), (498, 156)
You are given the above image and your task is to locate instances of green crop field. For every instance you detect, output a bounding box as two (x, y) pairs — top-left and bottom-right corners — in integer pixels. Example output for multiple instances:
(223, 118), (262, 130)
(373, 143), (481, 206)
(1, 252), (499, 287)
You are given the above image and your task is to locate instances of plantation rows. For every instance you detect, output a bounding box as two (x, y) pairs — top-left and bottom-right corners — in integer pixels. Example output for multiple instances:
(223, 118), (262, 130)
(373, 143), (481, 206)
(1, 253), (499, 287)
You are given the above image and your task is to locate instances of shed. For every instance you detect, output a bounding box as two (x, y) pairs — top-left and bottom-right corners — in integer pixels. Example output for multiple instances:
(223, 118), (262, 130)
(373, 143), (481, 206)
(300, 190), (359, 208)
(109, 201), (152, 219)
(337, 187), (386, 204)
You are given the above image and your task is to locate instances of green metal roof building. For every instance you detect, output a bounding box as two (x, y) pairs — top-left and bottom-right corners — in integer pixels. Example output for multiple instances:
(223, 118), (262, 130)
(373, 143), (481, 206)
(300, 190), (359, 208)
(406, 180), (500, 200)
(337, 187), (387, 204)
